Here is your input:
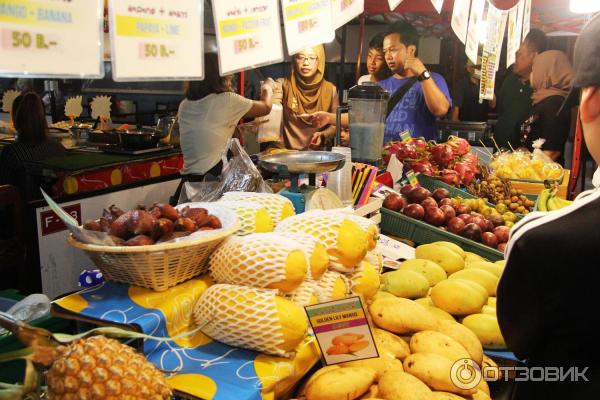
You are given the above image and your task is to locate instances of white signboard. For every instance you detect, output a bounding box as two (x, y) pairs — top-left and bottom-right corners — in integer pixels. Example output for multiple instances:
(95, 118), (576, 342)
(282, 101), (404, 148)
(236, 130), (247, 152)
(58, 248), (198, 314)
(515, 0), (525, 43)
(331, 0), (364, 30)
(494, 11), (508, 72)
(479, 6), (503, 101)
(281, 0), (335, 55)
(109, 0), (204, 81)
(522, 0), (532, 39)
(465, 0), (486, 64)
(451, 0), (471, 44)
(430, 0), (444, 14)
(0, 0), (104, 78)
(387, 0), (405, 11)
(213, 0), (284, 75)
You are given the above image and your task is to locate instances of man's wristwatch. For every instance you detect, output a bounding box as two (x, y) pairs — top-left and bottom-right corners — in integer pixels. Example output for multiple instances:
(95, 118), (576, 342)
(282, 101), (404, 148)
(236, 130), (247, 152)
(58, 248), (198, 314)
(418, 70), (431, 82)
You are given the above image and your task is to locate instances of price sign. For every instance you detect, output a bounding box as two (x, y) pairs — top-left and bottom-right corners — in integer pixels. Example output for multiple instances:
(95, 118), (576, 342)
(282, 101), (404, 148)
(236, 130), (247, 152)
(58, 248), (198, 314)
(464, 0), (485, 64)
(522, 0), (532, 39)
(109, 0), (204, 81)
(0, 0), (104, 78)
(212, 0), (283, 76)
(331, 0), (364, 30)
(451, 0), (470, 44)
(281, 0), (335, 56)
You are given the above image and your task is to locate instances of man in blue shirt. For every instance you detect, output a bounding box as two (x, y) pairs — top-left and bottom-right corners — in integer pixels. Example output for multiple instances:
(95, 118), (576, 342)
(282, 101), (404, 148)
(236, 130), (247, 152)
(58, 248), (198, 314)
(379, 22), (451, 142)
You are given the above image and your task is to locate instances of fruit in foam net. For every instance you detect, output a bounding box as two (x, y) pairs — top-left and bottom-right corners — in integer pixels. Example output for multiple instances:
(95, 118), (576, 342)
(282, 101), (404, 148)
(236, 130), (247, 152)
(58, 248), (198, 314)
(47, 335), (172, 399)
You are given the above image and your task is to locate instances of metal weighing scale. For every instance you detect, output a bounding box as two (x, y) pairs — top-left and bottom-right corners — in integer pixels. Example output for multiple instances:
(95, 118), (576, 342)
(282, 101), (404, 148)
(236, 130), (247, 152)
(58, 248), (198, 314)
(259, 151), (346, 213)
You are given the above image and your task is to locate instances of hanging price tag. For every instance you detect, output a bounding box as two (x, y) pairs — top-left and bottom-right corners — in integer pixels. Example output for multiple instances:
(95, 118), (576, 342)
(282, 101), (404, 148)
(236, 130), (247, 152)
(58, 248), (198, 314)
(213, 0), (284, 75)
(400, 130), (412, 143)
(281, 0), (335, 55)
(406, 170), (418, 185)
(108, 0), (204, 81)
(0, 0), (104, 78)
(331, 0), (364, 30)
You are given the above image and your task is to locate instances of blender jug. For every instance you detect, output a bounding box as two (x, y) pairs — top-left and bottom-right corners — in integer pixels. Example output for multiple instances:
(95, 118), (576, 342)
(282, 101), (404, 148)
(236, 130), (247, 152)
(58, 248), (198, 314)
(347, 83), (390, 165)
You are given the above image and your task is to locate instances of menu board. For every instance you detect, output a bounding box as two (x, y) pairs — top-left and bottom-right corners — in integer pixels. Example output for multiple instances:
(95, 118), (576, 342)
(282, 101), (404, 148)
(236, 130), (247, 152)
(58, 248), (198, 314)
(331, 0), (364, 30)
(213, 0), (284, 75)
(109, 0), (204, 81)
(451, 0), (471, 44)
(281, 0), (335, 55)
(465, 0), (485, 64)
(0, 0), (104, 78)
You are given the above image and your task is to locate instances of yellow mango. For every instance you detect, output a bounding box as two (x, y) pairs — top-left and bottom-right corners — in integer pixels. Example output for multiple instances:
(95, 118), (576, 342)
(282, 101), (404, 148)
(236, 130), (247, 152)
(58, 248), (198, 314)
(435, 319), (483, 366)
(449, 269), (499, 296)
(414, 297), (433, 307)
(462, 314), (507, 350)
(350, 261), (381, 300)
(464, 261), (503, 278)
(378, 370), (433, 400)
(398, 259), (447, 286)
(427, 306), (456, 322)
(372, 327), (411, 360)
(431, 280), (487, 316)
(415, 244), (465, 274)
(481, 305), (496, 316)
(403, 353), (476, 396)
(381, 269), (430, 299)
(369, 296), (438, 334)
(409, 330), (470, 363)
(431, 241), (466, 259)
(269, 250), (308, 293)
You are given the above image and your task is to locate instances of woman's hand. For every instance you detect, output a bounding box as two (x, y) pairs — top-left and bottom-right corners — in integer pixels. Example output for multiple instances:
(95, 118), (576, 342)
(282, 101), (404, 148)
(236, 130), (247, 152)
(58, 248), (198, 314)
(309, 131), (324, 149)
(301, 111), (335, 129)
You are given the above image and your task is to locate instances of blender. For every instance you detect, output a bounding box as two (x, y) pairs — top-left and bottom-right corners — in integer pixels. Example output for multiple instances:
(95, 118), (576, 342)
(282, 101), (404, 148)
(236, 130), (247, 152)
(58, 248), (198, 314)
(347, 83), (390, 166)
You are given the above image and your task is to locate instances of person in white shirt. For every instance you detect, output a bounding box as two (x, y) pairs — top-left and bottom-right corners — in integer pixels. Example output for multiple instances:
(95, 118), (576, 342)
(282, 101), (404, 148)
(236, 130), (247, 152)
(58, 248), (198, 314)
(357, 32), (391, 85)
(172, 53), (274, 204)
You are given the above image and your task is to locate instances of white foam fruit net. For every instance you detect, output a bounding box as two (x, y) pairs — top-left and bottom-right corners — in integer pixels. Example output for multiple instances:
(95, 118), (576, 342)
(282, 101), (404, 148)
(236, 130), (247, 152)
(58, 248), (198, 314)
(193, 284), (287, 356)
(221, 192), (295, 224)
(365, 248), (383, 274)
(216, 200), (273, 236)
(284, 278), (318, 306)
(209, 233), (306, 292)
(277, 232), (328, 279)
(315, 270), (349, 303)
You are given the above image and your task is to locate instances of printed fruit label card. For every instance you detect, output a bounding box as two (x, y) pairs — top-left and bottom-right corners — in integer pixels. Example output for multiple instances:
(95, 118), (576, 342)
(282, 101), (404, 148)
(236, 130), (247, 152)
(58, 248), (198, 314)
(305, 296), (378, 365)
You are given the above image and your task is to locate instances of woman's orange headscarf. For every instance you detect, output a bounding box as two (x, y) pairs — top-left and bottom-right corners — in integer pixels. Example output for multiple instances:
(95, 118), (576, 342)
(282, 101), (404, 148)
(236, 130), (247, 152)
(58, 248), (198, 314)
(284, 45), (335, 116)
(531, 50), (574, 105)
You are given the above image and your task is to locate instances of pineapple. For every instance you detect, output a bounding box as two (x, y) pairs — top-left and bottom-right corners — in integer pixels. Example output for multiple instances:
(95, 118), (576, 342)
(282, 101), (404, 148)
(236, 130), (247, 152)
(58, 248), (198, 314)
(46, 335), (171, 400)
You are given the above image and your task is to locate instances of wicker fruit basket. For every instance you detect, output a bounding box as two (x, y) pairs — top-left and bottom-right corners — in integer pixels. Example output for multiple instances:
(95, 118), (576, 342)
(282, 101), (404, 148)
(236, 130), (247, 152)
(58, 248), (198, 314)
(67, 202), (239, 291)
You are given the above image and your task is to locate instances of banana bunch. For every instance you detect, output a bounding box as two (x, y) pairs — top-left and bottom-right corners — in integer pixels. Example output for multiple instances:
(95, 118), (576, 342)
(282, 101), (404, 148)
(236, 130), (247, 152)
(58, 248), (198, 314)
(536, 189), (572, 211)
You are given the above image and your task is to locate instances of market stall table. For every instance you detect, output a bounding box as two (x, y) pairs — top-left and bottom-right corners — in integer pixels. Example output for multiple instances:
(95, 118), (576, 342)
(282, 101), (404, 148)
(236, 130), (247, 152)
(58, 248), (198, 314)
(51, 277), (320, 400)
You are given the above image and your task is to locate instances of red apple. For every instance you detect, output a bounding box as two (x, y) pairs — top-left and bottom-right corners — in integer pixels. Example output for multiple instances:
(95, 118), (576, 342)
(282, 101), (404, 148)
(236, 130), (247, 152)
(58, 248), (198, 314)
(383, 193), (407, 212)
(421, 197), (438, 209)
(408, 187), (432, 204)
(440, 204), (456, 222)
(493, 226), (510, 243)
(455, 204), (471, 215)
(403, 203), (425, 220)
(457, 213), (472, 223)
(432, 188), (451, 202)
(483, 219), (495, 233)
(462, 223), (482, 242)
(424, 207), (446, 226)
(470, 216), (487, 231)
(482, 232), (499, 248)
(447, 217), (466, 234)
(400, 184), (416, 197)
(438, 198), (453, 207)
(497, 242), (507, 252)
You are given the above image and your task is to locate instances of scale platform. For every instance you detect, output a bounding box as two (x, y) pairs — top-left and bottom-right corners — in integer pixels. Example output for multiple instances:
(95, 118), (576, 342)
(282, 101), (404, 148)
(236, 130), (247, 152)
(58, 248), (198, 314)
(259, 151), (346, 213)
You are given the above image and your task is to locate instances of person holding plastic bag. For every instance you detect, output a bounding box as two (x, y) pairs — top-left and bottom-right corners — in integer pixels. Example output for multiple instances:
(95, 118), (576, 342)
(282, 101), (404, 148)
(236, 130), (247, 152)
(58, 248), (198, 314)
(267, 45), (339, 151)
(171, 53), (275, 205)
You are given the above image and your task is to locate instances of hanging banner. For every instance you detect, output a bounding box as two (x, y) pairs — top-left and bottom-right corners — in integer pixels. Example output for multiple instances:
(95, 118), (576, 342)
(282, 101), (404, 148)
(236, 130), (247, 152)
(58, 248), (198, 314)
(387, 0), (405, 11)
(331, 0), (364, 30)
(515, 0), (525, 42)
(522, 0), (531, 38)
(213, 0), (284, 75)
(109, 0), (204, 81)
(451, 0), (471, 44)
(494, 10), (507, 72)
(506, 4), (520, 68)
(430, 0), (444, 14)
(465, 0), (486, 64)
(281, 0), (334, 55)
(479, 5), (503, 102)
(0, 0), (104, 78)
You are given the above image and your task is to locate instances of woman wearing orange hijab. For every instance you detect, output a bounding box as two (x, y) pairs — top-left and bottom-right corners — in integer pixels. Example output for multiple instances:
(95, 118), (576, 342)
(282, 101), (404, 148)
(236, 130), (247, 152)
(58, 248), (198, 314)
(273, 45), (339, 150)
(520, 50), (574, 163)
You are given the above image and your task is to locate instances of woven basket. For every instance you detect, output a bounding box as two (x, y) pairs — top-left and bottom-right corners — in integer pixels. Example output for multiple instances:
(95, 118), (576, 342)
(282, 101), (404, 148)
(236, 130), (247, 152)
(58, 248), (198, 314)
(68, 203), (239, 291)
